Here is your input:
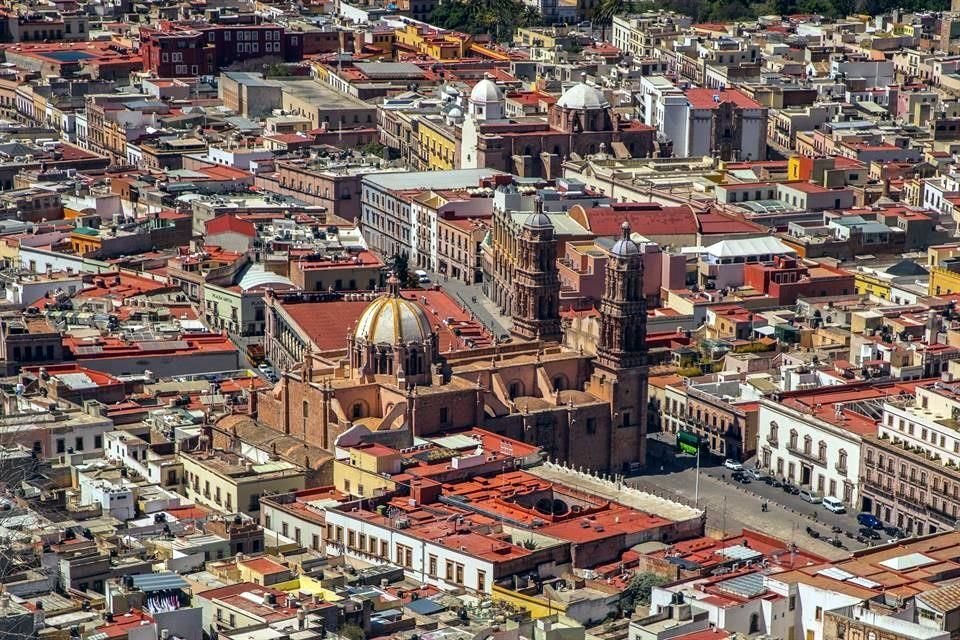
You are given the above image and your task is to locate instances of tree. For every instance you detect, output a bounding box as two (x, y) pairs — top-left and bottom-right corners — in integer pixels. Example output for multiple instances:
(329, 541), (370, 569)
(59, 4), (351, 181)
(621, 572), (668, 614)
(429, 0), (542, 42)
(360, 141), (386, 158)
(388, 252), (418, 288)
(594, 0), (638, 40)
(340, 624), (366, 640)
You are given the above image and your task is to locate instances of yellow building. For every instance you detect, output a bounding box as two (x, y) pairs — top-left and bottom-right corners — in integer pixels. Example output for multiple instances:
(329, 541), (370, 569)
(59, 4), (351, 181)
(180, 449), (305, 515)
(854, 271), (893, 300)
(333, 443), (401, 498)
(395, 24), (469, 59)
(70, 227), (103, 256)
(930, 267), (960, 296)
(237, 556), (293, 586)
(0, 236), (20, 269)
(928, 243), (960, 269)
(416, 117), (460, 171)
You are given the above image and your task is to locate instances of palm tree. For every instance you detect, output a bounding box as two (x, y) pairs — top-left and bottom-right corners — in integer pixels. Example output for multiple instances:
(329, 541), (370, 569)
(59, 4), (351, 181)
(594, 0), (631, 41)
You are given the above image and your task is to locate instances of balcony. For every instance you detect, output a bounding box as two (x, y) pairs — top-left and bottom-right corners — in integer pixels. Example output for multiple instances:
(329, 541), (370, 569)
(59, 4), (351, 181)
(863, 482), (894, 501)
(766, 435), (779, 448)
(786, 445), (827, 467)
(835, 464), (848, 476)
(925, 503), (958, 526)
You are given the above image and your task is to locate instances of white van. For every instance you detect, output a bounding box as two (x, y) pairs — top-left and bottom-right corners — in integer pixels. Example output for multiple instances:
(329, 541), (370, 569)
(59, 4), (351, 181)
(822, 496), (846, 513)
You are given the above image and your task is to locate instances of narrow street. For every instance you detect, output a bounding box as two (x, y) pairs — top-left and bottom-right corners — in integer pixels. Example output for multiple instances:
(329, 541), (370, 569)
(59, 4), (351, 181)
(423, 270), (513, 337)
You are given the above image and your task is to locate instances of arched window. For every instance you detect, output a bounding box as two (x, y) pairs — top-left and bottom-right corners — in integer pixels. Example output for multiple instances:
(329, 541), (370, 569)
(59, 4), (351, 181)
(509, 381), (524, 399)
(838, 449), (848, 472)
(769, 422), (778, 445)
(789, 429), (798, 449)
(803, 435), (812, 455)
(351, 402), (365, 419)
(818, 441), (827, 462)
(553, 375), (567, 391)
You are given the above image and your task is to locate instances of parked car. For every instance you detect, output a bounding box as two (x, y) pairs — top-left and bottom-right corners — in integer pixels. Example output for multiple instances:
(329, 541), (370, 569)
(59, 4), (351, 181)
(747, 468), (769, 481)
(859, 527), (881, 540)
(857, 513), (883, 529)
(731, 471), (751, 484)
(799, 489), (822, 504)
(765, 477), (782, 488)
(782, 482), (800, 495)
(884, 526), (906, 538)
(723, 459), (744, 471)
(414, 269), (430, 284)
(822, 496), (846, 513)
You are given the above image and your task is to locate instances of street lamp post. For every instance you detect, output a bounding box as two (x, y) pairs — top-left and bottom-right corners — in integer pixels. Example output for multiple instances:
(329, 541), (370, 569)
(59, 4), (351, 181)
(694, 444), (701, 508)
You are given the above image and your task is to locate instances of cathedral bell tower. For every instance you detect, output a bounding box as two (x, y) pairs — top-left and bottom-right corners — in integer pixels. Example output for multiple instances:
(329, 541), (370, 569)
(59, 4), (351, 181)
(588, 221), (650, 471)
(510, 199), (562, 343)
(596, 221), (648, 371)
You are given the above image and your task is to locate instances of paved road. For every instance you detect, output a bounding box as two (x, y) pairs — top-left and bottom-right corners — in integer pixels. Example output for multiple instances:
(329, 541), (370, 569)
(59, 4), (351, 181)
(423, 270), (513, 337)
(630, 454), (875, 560)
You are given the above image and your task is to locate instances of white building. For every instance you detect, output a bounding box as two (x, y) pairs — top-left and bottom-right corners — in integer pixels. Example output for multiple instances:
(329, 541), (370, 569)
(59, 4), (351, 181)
(697, 236), (796, 290)
(4, 272), (84, 307)
(460, 77), (506, 170)
(77, 467), (136, 520)
(649, 571), (793, 639)
(201, 146), (274, 170)
(756, 391), (867, 507)
(323, 505), (503, 594)
(830, 59), (895, 89)
(360, 168), (507, 258)
(880, 382), (960, 468)
(642, 82), (767, 161)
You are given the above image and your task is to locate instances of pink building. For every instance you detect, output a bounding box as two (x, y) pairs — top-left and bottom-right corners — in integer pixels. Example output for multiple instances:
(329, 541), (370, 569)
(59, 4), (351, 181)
(558, 237), (684, 308)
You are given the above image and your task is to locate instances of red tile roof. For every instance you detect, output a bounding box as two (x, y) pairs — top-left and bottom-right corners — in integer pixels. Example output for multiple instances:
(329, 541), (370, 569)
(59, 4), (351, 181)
(685, 88), (763, 110)
(280, 289), (493, 353)
(205, 215), (256, 238)
(697, 210), (767, 235)
(575, 203), (698, 236)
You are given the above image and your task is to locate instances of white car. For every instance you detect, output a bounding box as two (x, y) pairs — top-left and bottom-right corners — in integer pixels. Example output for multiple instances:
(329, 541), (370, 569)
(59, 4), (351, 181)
(822, 496), (845, 513)
(723, 459), (743, 471)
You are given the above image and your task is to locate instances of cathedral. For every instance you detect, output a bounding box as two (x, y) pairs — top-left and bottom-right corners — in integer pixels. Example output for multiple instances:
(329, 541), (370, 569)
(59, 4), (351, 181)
(256, 202), (650, 472)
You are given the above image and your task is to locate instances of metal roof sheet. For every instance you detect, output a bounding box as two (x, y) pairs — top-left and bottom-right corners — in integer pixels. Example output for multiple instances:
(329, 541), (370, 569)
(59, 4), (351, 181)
(131, 572), (190, 592)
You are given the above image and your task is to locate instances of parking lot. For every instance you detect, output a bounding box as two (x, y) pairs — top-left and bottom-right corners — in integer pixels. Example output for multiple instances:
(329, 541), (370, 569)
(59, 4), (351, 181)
(633, 441), (902, 558)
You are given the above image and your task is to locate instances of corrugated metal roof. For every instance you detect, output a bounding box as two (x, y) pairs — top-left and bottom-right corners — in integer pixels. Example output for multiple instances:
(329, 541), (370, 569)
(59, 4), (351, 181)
(706, 236), (793, 258)
(131, 572), (189, 592)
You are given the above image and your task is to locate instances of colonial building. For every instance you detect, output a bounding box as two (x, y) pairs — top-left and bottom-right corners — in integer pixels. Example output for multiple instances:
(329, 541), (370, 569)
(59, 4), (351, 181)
(460, 76), (659, 178)
(860, 379), (960, 535)
(257, 203), (650, 472)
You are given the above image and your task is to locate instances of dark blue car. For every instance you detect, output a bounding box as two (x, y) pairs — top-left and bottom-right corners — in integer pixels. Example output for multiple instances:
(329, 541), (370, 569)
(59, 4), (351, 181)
(857, 512), (882, 529)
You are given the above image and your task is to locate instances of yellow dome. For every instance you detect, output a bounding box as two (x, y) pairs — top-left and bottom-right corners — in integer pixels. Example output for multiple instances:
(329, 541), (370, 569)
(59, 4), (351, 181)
(353, 292), (432, 345)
